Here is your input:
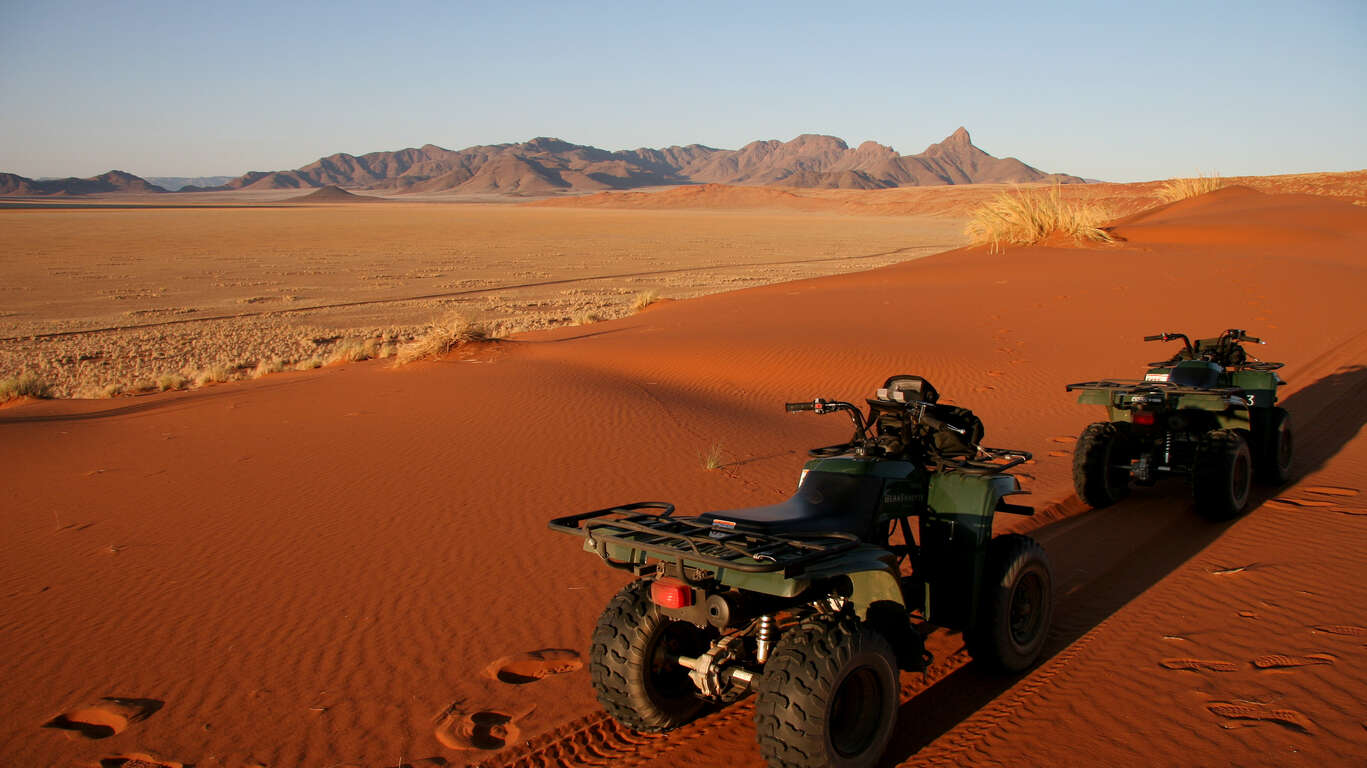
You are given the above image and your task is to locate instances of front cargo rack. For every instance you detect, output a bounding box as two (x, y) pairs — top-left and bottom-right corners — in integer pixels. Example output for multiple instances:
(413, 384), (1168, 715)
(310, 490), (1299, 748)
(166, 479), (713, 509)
(548, 501), (861, 577)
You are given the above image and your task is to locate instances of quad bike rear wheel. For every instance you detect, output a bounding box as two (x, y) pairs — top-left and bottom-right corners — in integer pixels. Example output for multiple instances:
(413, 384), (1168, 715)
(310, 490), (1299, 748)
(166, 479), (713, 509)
(1193, 429), (1253, 520)
(755, 614), (899, 768)
(589, 580), (710, 732)
(1253, 407), (1293, 485)
(1073, 422), (1131, 508)
(965, 534), (1054, 672)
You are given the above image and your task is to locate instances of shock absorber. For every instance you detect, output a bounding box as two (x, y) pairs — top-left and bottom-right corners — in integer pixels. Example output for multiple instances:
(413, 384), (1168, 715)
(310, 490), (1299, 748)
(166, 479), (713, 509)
(756, 615), (775, 664)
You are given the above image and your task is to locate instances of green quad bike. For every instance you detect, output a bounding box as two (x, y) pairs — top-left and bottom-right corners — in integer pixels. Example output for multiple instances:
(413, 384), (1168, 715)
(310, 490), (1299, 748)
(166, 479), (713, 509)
(1066, 329), (1293, 520)
(549, 375), (1053, 768)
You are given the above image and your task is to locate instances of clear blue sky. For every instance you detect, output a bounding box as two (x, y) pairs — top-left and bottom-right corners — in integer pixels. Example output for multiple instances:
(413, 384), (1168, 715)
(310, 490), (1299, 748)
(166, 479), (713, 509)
(1, 0), (1363, 182)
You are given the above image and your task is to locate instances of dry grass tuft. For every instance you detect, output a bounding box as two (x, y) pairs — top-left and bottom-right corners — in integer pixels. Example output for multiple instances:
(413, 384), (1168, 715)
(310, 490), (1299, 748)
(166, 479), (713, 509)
(574, 310), (603, 326)
(1, 371), (53, 401)
(701, 443), (725, 470)
(629, 290), (659, 314)
(325, 338), (381, 366)
(193, 364), (233, 387)
(395, 314), (491, 365)
(966, 184), (1114, 253)
(155, 373), (188, 392)
(1155, 174), (1223, 203)
(252, 358), (288, 379)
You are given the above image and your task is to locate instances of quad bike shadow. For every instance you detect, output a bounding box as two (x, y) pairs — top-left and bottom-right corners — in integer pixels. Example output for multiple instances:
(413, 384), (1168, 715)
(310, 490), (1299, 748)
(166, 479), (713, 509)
(879, 363), (1367, 765)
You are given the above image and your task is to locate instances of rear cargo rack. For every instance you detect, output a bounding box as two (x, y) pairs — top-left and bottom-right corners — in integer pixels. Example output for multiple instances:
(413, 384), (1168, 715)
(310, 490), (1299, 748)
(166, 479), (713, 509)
(548, 501), (861, 577)
(1066, 380), (1245, 397)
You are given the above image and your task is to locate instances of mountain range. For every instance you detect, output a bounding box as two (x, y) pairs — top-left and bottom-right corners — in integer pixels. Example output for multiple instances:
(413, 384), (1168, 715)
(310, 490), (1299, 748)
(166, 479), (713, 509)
(0, 128), (1082, 196)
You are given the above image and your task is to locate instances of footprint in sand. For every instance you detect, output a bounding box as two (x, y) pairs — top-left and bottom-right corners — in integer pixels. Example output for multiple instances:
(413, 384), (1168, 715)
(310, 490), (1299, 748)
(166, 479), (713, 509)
(434, 701), (535, 751)
(487, 648), (583, 685)
(1208, 702), (1314, 732)
(1311, 624), (1367, 637)
(1305, 485), (1360, 497)
(44, 697), (163, 740)
(1271, 497), (1336, 508)
(1253, 653), (1335, 669)
(1160, 658), (1238, 672)
(973, 385), (997, 393)
(1051, 436), (1077, 444)
(1048, 451), (1071, 458)
(98, 754), (184, 768)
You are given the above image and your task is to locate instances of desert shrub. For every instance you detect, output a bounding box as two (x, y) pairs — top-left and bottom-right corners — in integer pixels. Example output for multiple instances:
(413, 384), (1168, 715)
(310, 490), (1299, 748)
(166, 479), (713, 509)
(574, 310), (603, 326)
(630, 290), (659, 313)
(965, 184), (1114, 253)
(0, 371), (53, 401)
(395, 313), (491, 365)
(1155, 174), (1223, 203)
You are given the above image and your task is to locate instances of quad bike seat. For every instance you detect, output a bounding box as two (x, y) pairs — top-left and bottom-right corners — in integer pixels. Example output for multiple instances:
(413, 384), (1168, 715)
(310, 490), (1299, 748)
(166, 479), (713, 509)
(700, 471), (885, 541)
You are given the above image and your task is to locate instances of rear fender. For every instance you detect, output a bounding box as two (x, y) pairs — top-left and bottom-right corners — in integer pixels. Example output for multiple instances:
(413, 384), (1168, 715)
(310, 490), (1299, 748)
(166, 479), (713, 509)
(797, 546), (904, 618)
(920, 471), (1022, 629)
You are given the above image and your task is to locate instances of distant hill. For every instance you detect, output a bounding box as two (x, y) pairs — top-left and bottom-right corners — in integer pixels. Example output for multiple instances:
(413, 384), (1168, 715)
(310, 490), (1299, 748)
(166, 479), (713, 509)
(0, 129), (1083, 197)
(201, 128), (1081, 194)
(0, 170), (167, 195)
(281, 185), (383, 203)
(146, 175), (234, 191)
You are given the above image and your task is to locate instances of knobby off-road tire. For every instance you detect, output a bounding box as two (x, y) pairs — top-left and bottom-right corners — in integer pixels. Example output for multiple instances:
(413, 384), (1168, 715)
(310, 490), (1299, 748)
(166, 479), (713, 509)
(964, 534), (1054, 672)
(755, 614), (899, 768)
(1193, 429), (1253, 520)
(1073, 422), (1131, 508)
(589, 580), (710, 732)
(1252, 407), (1293, 485)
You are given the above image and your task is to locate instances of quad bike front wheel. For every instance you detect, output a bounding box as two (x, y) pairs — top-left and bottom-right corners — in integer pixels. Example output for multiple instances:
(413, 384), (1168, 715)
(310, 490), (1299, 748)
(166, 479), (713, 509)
(1193, 429), (1253, 520)
(755, 614), (899, 768)
(589, 579), (711, 732)
(1253, 407), (1293, 485)
(1073, 422), (1131, 508)
(965, 534), (1054, 672)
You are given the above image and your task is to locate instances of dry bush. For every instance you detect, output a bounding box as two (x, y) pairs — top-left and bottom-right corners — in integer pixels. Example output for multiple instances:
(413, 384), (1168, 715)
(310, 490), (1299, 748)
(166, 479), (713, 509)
(1156, 174), (1223, 203)
(1, 371), (53, 401)
(966, 185), (1114, 253)
(574, 310), (603, 326)
(395, 313), (491, 365)
(630, 290), (659, 313)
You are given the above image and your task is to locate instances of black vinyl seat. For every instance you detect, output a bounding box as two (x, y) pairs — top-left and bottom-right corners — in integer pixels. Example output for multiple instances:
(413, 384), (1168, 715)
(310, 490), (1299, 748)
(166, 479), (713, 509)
(701, 471), (885, 540)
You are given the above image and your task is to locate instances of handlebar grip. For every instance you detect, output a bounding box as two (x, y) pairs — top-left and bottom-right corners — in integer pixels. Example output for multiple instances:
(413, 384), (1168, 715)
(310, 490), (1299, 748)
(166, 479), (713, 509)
(785, 402), (816, 412)
(1143, 334), (1165, 342)
(1243, 335), (1262, 344)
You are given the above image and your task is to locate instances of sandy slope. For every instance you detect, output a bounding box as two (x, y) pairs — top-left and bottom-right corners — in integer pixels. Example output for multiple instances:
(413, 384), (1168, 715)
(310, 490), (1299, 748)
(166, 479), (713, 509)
(1, 187), (1364, 767)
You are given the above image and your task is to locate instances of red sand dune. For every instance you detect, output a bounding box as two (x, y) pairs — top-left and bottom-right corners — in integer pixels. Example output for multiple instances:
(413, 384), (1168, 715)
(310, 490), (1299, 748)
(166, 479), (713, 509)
(2, 189), (1366, 767)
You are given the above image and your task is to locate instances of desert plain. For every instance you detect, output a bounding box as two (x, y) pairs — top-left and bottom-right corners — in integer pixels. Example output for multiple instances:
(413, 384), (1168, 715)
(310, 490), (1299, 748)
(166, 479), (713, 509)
(2, 177), (1367, 767)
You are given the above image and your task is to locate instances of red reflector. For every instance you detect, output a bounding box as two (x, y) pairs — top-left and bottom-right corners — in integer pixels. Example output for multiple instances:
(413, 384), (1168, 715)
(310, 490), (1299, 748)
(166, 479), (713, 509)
(650, 579), (693, 609)
(1133, 410), (1156, 426)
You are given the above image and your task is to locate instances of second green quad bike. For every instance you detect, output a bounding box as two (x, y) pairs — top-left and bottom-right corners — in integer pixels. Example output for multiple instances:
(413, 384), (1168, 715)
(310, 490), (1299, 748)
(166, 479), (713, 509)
(1066, 328), (1293, 520)
(549, 375), (1053, 768)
